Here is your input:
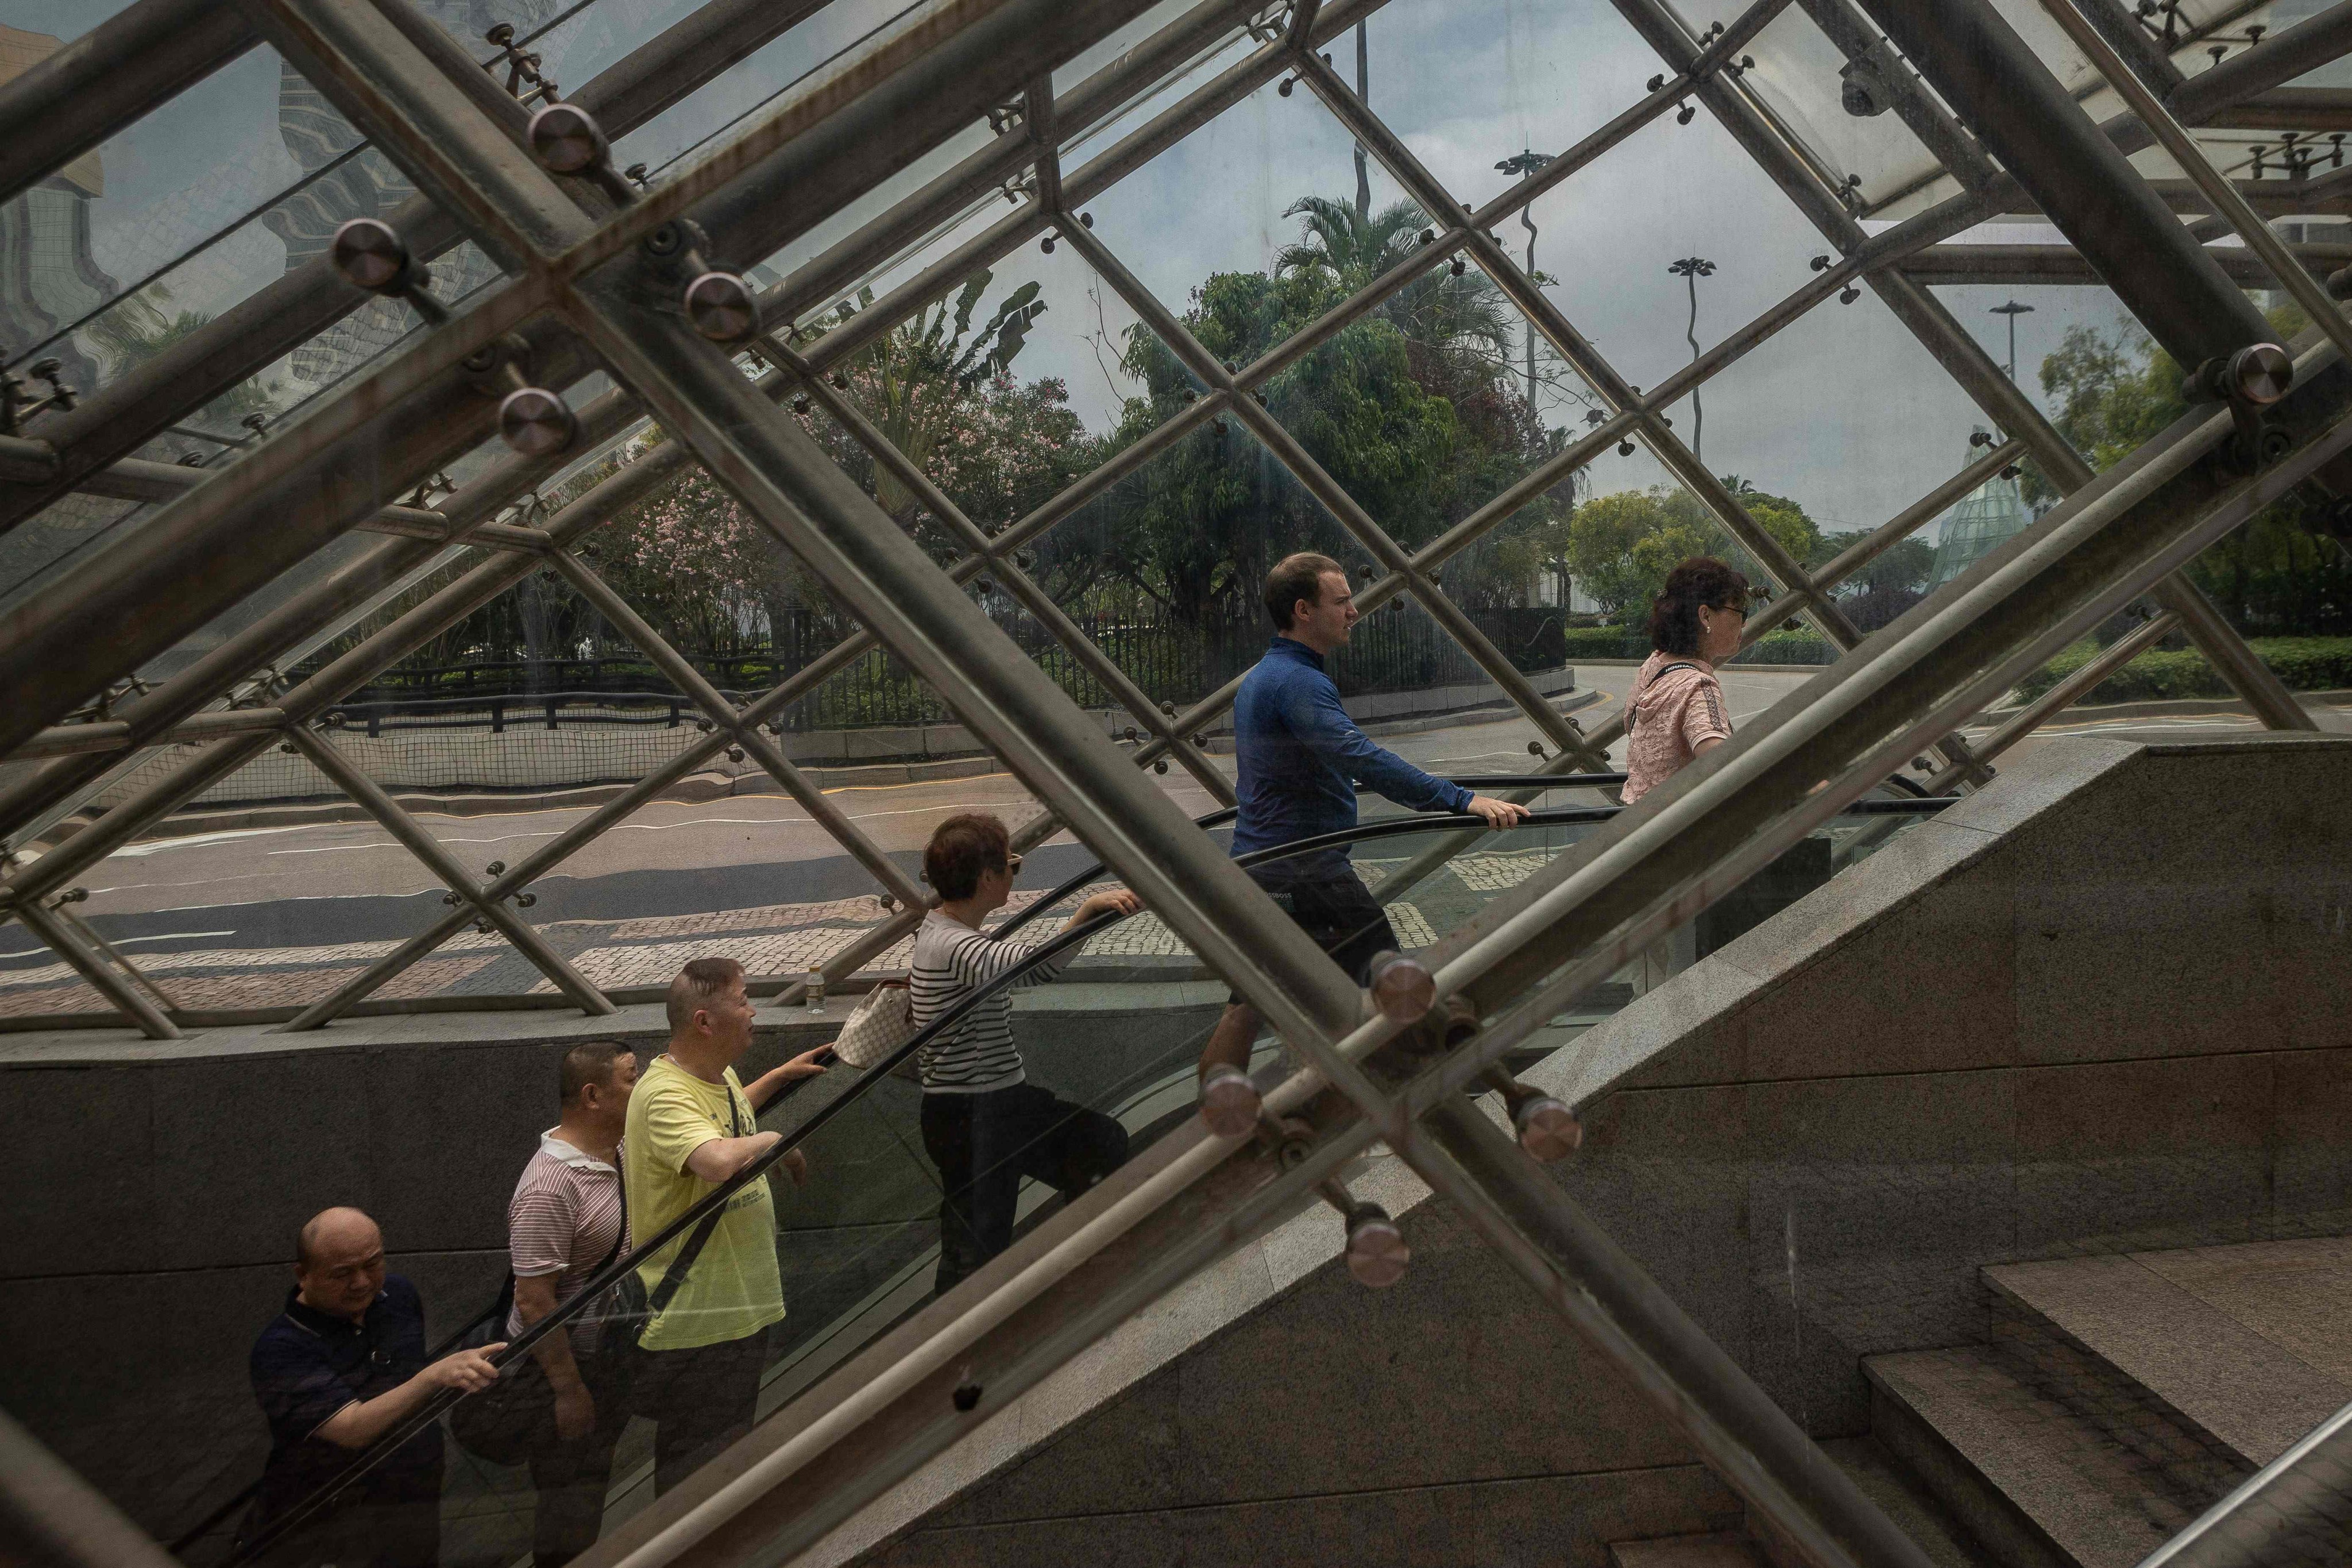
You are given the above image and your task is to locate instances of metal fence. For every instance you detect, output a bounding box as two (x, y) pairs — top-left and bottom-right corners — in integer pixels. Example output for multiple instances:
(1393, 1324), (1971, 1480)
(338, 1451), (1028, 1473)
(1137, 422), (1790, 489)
(316, 601), (1573, 733)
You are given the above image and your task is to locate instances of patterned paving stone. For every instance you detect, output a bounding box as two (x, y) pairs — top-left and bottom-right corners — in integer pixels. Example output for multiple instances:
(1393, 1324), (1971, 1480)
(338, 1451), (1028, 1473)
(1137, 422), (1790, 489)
(1449, 850), (1560, 891)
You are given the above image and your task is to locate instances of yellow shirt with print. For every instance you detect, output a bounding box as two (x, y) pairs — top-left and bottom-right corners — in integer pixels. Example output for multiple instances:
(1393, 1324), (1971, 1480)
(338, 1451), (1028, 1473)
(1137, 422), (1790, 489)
(623, 1055), (786, 1351)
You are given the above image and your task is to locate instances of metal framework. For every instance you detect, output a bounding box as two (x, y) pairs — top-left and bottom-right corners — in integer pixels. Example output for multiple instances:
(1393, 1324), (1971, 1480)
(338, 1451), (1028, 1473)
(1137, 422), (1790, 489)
(1, 0), (2349, 1562)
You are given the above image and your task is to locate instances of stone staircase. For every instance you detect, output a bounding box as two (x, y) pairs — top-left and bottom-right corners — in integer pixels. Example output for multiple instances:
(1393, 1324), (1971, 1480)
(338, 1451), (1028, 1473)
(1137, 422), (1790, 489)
(1864, 1236), (2352, 1568)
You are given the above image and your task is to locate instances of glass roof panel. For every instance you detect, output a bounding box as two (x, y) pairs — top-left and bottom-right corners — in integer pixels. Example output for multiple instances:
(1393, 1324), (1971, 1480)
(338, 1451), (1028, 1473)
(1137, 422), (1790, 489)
(1353, 0), (1671, 213)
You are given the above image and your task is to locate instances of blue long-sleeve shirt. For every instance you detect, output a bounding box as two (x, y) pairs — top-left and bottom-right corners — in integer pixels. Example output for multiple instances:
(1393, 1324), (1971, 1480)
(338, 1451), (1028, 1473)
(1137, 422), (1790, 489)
(1230, 636), (1472, 873)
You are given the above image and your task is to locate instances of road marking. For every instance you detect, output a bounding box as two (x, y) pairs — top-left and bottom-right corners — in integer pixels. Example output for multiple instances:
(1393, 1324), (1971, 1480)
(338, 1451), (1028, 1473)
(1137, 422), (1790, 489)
(114, 825), (323, 856)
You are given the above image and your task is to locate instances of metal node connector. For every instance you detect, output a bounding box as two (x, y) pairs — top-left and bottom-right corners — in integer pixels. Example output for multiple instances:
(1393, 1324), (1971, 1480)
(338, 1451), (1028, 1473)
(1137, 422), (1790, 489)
(684, 271), (761, 343)
(1482, 1066), (1582, 1161)
(499, 386), (577, 457)
(1322, 1181), (1409, 1288)
(2226, 342), (2292, 406)
(1366, 949), (1434, 1023)
(528, 102), (608, 175)
(329, 218), (412, 293)
(1197, 1062), (1260, 1137)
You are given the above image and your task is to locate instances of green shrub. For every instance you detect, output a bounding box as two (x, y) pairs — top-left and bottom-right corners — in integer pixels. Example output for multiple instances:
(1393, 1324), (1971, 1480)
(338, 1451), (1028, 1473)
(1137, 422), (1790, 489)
(1559, 624), (1643, 660)
(1552, 624), (1837, 665)
(1730, 631), (1835, 666)
(2010, 635), (2352, 705)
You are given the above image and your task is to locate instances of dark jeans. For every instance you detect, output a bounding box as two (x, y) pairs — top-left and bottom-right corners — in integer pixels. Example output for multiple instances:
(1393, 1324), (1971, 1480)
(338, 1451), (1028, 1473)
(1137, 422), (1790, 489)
(631, 1328), (771, 1495)
(523, 1349), (630, 1567)
(1226, 860), (1401, 1005)
(921, 1083), (1130, 1295)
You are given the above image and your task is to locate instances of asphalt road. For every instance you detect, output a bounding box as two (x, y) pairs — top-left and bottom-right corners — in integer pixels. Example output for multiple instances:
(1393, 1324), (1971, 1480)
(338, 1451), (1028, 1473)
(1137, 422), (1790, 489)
(1, 665), (2313, 971)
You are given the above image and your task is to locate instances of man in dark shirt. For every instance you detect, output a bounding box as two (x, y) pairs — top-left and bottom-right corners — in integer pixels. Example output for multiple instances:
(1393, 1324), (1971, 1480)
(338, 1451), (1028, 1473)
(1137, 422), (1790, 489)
(1197, 554), (1528, 1133)
(245, 1207), (502, 1567)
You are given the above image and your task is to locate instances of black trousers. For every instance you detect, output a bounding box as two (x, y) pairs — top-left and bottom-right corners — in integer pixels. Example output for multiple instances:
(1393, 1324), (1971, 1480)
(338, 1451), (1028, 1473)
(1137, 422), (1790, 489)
(921, 1083), (1129, 1295)
(631, 1328), (770, 1495)
(522, 1349), (630, 1567)
(1226, 860), (1400, 1004)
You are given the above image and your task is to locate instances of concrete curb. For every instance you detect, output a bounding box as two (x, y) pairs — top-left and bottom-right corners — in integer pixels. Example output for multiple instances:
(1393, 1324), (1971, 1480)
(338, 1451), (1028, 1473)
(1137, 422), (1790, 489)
(1977, 686), (2352, 725)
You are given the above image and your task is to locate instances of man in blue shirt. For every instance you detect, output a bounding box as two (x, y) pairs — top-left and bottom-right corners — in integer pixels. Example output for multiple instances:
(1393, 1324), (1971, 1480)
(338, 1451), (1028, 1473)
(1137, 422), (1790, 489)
(1198, 553), (1527, 1134)
(244, 1207), (503, 1566)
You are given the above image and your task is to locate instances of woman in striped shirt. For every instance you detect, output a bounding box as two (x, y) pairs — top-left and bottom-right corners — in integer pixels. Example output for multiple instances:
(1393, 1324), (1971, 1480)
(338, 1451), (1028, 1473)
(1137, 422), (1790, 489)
(913, 813), (1142, 1293)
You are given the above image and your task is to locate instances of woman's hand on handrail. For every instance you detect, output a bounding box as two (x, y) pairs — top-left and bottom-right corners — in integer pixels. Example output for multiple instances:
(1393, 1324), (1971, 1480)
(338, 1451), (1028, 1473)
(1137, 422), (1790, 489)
(1067, 888), (1141, 931)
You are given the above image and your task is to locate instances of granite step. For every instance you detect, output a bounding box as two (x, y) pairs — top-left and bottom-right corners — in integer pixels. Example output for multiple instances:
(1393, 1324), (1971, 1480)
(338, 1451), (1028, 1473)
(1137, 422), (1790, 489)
(1985, 1239), (2352, 1471)
(1607, 1532), (1769, 1568)
(1866, 1346), (2204, 1568)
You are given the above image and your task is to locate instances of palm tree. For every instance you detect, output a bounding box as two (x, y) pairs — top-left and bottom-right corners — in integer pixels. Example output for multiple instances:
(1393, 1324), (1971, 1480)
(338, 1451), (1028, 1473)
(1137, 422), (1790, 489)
(1276, 195), (1515, 366)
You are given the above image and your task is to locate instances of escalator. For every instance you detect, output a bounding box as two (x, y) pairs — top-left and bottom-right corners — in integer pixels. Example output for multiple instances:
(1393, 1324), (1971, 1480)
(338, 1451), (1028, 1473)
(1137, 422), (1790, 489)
(168, 776), (1953, 1567)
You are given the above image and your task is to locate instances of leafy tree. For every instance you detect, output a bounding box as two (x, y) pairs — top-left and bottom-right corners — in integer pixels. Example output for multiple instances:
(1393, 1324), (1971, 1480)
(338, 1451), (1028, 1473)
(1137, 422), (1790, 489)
(1565, 482), (1821, 623)
(1563, 487), (1717, 618)
(2035, 311), (2351, 635)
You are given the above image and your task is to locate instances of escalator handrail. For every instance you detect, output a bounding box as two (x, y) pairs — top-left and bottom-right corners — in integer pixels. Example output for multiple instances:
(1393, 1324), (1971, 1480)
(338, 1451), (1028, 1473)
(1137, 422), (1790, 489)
(215, 785), (1952, 1558)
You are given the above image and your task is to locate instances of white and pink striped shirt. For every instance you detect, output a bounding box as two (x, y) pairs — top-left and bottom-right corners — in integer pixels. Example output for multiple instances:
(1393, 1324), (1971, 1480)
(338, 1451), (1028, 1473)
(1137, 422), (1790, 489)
(504, 1130), (627, 1351)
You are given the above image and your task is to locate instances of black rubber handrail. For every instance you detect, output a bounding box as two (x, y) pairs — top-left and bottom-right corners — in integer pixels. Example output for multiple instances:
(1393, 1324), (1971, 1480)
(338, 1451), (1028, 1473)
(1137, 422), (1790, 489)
(211, 786), (1953, 1558)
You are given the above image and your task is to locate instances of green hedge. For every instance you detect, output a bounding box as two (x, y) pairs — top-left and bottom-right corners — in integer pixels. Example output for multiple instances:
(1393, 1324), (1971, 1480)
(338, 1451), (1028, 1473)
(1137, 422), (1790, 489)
(1555, 624), (1835, 665)
(2011, 635), (2352, 705)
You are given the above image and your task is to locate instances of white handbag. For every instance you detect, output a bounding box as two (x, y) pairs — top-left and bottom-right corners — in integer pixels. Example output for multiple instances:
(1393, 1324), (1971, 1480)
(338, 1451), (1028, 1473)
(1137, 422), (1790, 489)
(833, 978), (918, 1068)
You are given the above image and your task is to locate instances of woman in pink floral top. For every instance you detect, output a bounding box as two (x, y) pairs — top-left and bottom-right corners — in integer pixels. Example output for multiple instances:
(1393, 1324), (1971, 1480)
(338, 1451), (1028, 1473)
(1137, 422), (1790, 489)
(1621, 558), (1751, 804)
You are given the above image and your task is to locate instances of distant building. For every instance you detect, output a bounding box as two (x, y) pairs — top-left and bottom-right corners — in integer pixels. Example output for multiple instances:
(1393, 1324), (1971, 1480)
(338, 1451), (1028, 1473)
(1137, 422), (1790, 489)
(1928, 430), (2032, 589)
(0, 25), (119, 389)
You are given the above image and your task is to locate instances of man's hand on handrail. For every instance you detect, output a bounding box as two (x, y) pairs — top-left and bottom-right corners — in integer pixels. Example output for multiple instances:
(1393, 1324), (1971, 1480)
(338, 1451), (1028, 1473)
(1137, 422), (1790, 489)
(1464, 794), (1531, 828)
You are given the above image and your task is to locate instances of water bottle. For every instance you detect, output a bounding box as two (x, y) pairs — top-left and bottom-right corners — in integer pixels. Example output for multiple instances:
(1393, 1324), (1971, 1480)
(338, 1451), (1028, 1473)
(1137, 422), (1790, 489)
(805, 969), (827, 1014)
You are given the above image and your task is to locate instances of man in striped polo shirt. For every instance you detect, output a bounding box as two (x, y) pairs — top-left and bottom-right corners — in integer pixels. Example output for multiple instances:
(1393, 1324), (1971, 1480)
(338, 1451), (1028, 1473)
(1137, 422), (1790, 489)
(913, 813), (1141, 1293)
(503, 1040), (636, 1567)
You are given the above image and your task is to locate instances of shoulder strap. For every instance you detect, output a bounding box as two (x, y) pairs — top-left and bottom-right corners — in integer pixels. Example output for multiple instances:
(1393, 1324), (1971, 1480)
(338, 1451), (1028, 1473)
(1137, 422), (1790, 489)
(643, 1080), (752, 1321)
(1628, 662), (1703, 731)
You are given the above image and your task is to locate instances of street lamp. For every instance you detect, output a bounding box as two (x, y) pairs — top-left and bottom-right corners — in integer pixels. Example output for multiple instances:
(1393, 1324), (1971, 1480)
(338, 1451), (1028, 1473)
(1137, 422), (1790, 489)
(1494, 148), (1555, 410)
(1990, 299), (2035, 381)
(1669, 256), (1716, 462)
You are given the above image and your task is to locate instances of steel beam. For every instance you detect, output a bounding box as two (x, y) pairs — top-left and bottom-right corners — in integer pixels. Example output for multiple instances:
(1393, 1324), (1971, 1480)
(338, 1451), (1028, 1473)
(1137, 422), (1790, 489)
(0, 0), (257, 210)
(0, 1407), (188, 1568)
(2036, 0), (2352, 372)
(2135, 1394), (2352, 1568)
(577, 352), (2352, 1568)
(1051, 219), (1611, 772)
(1623, 0), (2316, 735)
(0, 381), (638, 841)
(2171, 1), (2352, 125)
(0, 0), (840, 538)
(1435, 334), (2352, 1022)
(764, 337), (1240, 808)
(1856, 0), (2277, 371)
(566, 261), (1360, 1056)
(1926, 610), (2183, 788)
(0, 289), (575, 761)
(0, 0), (1156, 756)
(545, 549), (934, 910)
(1899, 242), (2349, 285)
(281, 723), (616, 1014)
(237, 0), (593, 268)
(7, 897), (180, 1040)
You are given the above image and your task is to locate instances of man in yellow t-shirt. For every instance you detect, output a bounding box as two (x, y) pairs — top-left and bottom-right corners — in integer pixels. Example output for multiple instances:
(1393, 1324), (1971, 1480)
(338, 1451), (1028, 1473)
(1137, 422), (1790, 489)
(624, 956), (832, 1493)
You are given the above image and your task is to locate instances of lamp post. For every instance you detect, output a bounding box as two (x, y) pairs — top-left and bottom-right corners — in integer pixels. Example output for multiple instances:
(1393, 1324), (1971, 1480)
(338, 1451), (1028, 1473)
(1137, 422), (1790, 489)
(1494, 148), (1555, 411)
(1668, 256), (1716, 462)
(1990, 299), (2035, 381)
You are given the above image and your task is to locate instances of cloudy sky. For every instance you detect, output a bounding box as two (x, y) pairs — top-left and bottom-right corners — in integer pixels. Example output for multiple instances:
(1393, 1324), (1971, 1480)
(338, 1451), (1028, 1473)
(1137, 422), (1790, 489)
(18, 0), (2156, 545)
